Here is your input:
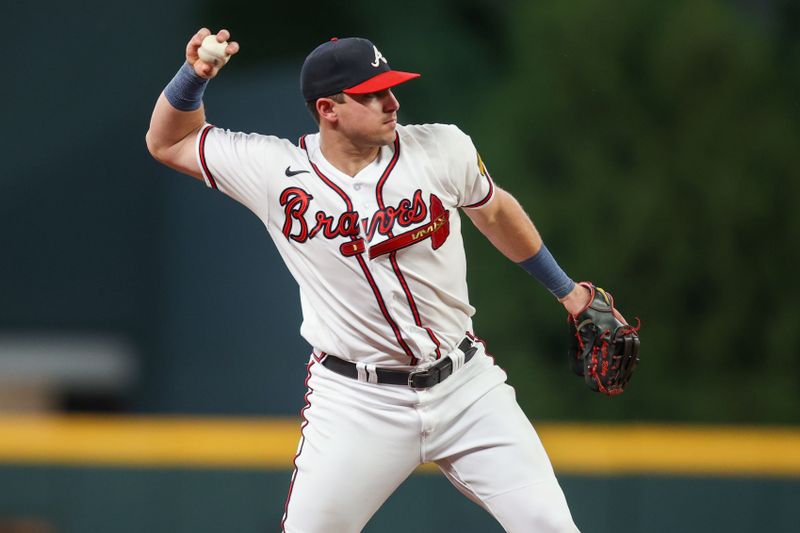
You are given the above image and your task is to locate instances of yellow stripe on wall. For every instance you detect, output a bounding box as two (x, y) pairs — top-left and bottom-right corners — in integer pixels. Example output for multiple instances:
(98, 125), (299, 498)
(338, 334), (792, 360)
(0, 416), (299, 468)
(0, 416), (798, 476)
(537, 423), (800, 477)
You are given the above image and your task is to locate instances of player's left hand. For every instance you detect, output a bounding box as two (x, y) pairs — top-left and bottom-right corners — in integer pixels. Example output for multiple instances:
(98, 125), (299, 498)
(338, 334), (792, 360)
(567, 282), (640, 396)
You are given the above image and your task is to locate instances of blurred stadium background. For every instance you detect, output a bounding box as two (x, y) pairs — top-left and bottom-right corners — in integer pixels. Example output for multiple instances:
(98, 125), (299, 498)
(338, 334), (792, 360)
(2, 0), (798, 531)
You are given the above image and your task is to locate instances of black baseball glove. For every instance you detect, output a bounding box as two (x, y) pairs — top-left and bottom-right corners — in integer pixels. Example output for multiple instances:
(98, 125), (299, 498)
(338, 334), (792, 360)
(568, 282), (640, 396)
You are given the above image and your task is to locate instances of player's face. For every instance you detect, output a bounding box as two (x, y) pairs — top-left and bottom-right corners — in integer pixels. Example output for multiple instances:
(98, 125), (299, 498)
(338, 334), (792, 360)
(335, 89), (400, 147)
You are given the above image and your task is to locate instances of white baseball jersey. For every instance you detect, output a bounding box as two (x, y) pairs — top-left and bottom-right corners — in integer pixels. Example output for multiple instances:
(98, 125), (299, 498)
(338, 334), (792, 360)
(195, 123), (495, 368)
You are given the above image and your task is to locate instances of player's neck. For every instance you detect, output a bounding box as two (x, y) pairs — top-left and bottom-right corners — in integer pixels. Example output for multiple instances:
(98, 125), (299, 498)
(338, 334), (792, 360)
(318, 130), (380, 178)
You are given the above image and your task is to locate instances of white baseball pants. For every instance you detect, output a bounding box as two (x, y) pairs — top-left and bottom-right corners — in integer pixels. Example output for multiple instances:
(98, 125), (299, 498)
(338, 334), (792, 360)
(281, 347), (580, 532)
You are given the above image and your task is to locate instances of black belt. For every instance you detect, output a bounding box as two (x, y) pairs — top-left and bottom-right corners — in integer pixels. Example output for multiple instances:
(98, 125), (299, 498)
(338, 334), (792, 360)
(321, 337), (478, 390)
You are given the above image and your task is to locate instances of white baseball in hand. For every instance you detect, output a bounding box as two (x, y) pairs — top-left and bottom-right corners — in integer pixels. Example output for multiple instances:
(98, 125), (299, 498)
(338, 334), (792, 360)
(198, 35), (230, 66)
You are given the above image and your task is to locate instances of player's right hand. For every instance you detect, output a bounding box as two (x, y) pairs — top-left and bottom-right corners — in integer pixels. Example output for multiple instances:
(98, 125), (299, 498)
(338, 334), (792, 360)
(186, 28), (240, 79)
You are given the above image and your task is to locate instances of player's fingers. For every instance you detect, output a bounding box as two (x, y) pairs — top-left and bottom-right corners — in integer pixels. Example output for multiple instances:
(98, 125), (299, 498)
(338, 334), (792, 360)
(217, 29), (230, 42)
(190, 28), (211, 48)
(186, 28), (209, 60)
(226, 41), (240, 56)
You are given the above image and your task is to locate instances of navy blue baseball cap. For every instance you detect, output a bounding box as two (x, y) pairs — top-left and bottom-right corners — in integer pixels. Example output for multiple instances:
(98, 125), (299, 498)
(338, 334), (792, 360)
(301, 37), (420, 102)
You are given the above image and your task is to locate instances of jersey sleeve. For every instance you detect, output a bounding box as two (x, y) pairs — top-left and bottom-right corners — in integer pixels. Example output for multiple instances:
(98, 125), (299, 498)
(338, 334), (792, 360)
(195, 124), (295, 220)
(435, 124), (496, 209)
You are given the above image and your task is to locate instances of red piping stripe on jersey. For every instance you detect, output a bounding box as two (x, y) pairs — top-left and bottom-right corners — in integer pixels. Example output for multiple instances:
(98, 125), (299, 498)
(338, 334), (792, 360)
(198, 124), (218, 190)
(300, 136), (418, 364)
(281, 358), (317, 531)
(375, 137), (443, 360)
(463, 172), (495, 209)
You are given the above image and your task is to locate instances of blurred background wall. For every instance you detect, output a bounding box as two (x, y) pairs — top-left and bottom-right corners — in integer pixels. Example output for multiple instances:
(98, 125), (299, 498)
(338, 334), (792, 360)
(1, 0), (798, 532)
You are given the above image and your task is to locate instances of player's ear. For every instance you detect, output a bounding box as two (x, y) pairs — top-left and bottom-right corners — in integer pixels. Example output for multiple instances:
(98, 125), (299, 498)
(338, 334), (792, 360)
(317, 98), (339, 125)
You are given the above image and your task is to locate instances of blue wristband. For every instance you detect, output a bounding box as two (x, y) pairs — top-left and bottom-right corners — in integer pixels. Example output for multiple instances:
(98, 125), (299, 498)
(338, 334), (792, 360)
(164, 62), (209, 111)
(517, 244), (575, 299)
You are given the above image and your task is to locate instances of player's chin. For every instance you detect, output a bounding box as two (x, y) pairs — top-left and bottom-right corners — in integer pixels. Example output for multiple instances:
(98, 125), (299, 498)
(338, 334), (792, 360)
(380, 120), (397, 142)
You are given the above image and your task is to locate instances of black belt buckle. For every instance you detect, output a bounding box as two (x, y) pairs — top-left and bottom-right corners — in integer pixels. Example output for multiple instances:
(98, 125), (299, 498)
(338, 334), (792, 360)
(407, 369), (430, 390)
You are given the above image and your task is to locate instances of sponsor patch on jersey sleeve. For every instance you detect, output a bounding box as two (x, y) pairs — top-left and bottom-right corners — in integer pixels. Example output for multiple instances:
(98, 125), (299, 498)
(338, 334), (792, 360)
(462, 152), (495, 209)
(477, 152), (489, 179)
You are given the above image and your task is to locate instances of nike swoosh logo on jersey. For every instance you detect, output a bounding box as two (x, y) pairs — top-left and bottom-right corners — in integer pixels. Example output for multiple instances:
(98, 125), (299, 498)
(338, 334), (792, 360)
(285, 166), (310, 177)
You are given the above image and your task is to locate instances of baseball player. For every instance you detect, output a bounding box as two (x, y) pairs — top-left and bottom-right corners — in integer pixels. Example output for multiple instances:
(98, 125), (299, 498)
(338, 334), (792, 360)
(146, 28), (639, 532)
